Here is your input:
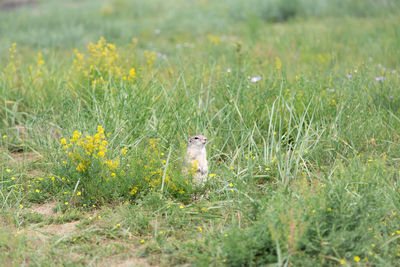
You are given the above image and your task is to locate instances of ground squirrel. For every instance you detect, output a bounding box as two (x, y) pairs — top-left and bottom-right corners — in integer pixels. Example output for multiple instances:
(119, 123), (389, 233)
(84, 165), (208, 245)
(184, 134), (208, 185)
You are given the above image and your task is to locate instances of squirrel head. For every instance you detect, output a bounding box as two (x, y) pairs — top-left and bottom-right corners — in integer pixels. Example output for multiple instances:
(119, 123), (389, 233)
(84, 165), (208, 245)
(188, 134), (207, 148)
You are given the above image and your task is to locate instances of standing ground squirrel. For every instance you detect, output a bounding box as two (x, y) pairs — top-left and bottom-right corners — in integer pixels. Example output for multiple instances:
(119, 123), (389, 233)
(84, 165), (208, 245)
(184, 134), (208, 185)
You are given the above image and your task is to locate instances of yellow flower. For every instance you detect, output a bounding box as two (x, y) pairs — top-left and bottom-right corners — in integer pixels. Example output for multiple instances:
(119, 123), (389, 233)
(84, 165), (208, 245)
(11, 177), (15, 180)
(76, 163), (86, 172)
(224, 233), (228, 237)
(140, 239), (145, 243)
(179, 205), (184, 209)
(111, 172), (116, 177)
(275, 57), (282, 70)
(65, 202), (69, 205)
(60, 138), (67, 145)
(89, 216), (93, 220)
(20, 204), (23, 208)
(207, 34), (220, 44)
(129, 68), (136, 79)
(37, 52), (44, 66)
(209, 173), (216, 178)
(130, 186), (138, 195)
(197, 226), (203, 232)
(2, 135), (6, 139)
(35, 189), (40, 193)
(144, 50), (156, 67)
(121, 147), (128, 155)
(116, 223), (121, 227)
(70, 131), (82, 142)
(6, 169), (11, 173)
(98, 215), (101, 219)
(229, 183), (233, 187)
(340, 259), (346, 265)
(354, 256), (360, 262)
(77, 191), (81, 196)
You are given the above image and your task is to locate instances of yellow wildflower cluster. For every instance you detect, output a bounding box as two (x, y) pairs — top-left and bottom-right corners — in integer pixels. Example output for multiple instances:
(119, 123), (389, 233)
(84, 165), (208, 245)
(60, 126), (120, 177)
(130, 186), (138, 195)
(133, 138), (192, 197)
(144, 50), (156, 68)
(207, 34), (220, 45)
(4, 43), (18, 85)
(275, 57), (282, 71)
(29, 52), (47, 86)
(36, 52), (45, 73)
(71, 37), (137, 88)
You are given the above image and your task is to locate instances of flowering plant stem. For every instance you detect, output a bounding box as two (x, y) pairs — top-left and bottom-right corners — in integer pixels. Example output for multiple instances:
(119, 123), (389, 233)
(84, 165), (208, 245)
(160, 145), (173, 193)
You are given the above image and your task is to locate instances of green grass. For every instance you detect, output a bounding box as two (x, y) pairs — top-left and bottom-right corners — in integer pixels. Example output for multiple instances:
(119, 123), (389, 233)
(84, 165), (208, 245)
(1, 0), (400, 266)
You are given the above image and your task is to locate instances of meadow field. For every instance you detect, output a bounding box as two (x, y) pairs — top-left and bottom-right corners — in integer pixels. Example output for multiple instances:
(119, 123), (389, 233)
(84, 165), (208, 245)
(1, 0), (400, 266)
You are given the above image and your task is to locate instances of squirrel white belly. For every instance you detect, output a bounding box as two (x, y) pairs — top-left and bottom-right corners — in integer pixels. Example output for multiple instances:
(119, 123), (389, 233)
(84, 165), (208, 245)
(184, 135), (208, 185)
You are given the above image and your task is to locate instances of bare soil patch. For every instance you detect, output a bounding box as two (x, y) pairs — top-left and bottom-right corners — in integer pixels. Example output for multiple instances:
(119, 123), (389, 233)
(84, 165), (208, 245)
(31, 201), (57, 216)
(22, 220), (80, 244)
(11, 151), (41, 165)
(39, 220), (80, 236)
(99, 243), (152, 267)
(112, 257), (151, 267)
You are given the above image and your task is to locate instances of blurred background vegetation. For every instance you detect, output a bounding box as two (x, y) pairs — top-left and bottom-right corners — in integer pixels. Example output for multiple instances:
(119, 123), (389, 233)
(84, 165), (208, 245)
(1, 0), (399, 49)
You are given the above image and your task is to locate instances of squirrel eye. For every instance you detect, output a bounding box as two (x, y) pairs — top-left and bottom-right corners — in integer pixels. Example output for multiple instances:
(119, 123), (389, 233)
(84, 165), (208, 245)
(194, 137), (199, 140)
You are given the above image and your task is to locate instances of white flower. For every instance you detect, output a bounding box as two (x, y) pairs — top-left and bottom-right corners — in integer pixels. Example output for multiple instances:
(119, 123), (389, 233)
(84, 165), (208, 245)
(154, 29), (161, 34)
(227, 68), (231, 73)
(346, 74), (352, 79)
(250, 76), (261, 83)
(156, 53), (167, 60)
(326, 88), (335, 92)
